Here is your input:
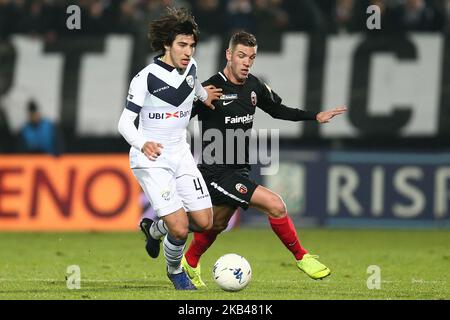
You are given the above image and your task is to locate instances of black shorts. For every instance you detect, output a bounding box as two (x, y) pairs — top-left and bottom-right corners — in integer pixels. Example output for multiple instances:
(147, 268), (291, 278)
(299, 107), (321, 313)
(198, 165), (258, 210)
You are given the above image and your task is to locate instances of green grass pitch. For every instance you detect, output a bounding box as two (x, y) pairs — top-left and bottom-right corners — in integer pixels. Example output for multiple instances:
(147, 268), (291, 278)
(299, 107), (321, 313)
(0, 229), (448, 300)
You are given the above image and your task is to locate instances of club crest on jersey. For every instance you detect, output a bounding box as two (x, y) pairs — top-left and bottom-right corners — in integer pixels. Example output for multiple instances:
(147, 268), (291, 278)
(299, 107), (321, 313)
(161, 190), (171, 201)
(186, 75), (194, 88)
(251, 91), (257, 106)
(235, 183), (248, 194)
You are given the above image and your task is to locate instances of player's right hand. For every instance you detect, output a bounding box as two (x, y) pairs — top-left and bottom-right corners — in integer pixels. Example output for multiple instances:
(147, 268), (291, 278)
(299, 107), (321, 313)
(203, 85), (222, 110)
(316, 106), (347, 123)
(141, 141), (163, 161)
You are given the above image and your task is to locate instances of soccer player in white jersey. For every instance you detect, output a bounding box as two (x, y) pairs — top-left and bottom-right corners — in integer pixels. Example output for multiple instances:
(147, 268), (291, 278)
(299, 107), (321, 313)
(117, 7), (222, 290)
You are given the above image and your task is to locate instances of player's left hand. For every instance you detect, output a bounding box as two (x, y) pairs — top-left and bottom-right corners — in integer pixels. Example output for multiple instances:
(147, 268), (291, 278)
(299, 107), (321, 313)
(203, 85), (222, 110)
(316, 106), (347, 123)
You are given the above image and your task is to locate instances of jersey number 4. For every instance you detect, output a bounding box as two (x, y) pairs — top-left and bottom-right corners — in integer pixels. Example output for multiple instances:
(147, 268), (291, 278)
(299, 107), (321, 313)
(193, 178), (204, 195)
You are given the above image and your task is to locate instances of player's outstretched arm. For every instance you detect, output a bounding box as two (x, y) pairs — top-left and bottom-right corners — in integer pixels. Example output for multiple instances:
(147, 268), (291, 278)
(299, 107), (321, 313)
(315, 106), (347, 123)
(259, 81), (337, 122)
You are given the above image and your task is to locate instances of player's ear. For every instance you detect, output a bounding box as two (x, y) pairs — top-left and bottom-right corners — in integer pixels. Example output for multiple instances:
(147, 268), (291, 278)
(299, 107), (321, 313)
(226, 48), (232, 62)
(163, 40), (172, 53)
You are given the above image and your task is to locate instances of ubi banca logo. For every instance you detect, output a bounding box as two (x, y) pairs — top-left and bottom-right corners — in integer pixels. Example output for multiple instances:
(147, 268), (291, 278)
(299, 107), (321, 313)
(149, 110), (191, 119)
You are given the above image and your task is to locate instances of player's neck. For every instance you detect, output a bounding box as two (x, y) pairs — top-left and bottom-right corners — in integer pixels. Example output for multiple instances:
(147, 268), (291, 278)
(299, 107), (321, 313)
(161, 54), (185, 74)
(223, 66), (246, 85)
(160, 54), (175, 68)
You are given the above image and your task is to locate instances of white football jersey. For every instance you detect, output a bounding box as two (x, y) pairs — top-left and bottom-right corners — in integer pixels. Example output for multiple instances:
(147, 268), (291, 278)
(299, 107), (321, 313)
(123, 55), (206, 168)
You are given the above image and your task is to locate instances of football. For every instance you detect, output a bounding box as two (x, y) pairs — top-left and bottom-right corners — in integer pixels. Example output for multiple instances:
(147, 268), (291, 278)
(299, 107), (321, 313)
(212, 253), (252, 292)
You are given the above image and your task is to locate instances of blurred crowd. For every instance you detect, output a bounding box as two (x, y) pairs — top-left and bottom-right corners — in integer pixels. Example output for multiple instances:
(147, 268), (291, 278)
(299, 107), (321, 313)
(1, 0), (450, 42)
(1, 0), (449, 154)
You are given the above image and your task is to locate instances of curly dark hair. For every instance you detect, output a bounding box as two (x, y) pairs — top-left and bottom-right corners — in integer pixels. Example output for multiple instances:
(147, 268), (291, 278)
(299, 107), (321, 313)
(228, 31), (258, 50)
(148, 7), (199, 53)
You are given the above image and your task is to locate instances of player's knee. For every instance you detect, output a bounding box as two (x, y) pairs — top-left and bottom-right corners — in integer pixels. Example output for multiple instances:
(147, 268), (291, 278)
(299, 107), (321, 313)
(268, 195), (287, 218)
(212, 222), (227, 233)
(197, 218), (213, 231)
(169, 227), (189, 241)
(205, 219), (213, 231)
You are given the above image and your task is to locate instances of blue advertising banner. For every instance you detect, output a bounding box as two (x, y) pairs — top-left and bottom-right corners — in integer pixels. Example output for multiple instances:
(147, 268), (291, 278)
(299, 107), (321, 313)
(246, 150), (450, 228)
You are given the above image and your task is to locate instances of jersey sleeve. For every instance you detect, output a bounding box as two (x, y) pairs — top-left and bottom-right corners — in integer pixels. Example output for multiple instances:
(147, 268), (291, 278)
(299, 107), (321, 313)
(257, 80), (318, 121)
(194, 78), (208, 103)
(191, 79), (213, 119)
(125, 72), (148, 113)
(118, 72), (148, 151)
(117, 108), (147, 151)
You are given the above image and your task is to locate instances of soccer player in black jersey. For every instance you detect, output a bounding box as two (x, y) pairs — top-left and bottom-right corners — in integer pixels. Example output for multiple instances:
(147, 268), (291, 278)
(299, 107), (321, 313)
(143, 31), (346, 287)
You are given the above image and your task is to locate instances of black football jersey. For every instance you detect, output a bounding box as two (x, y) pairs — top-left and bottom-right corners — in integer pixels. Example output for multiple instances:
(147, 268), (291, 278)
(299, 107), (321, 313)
(191, 71), (318, 169)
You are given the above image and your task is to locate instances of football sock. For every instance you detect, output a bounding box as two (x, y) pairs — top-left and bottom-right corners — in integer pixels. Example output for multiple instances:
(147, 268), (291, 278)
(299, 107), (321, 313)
(164, 233), (186, 275)
(268, 215), (308, 260)
(185, 229), (219, 267)
(149, 219), (167, 240)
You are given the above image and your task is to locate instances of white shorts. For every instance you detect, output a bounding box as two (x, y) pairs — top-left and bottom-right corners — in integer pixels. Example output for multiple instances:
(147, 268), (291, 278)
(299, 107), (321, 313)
(132, 146), (212, 217)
